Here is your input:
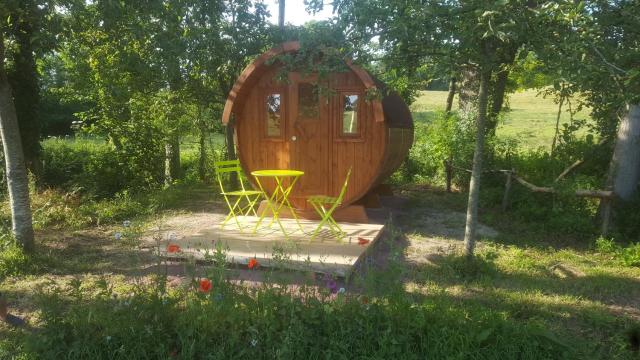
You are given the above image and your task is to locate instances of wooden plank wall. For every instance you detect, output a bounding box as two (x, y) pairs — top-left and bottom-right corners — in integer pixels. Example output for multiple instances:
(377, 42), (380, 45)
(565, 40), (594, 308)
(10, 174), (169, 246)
(236, 67), (389, 210)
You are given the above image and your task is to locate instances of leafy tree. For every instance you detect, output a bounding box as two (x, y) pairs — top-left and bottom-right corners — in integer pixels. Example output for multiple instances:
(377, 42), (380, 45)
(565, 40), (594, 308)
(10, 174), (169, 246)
(534, 1), (640, 203)
(313, 0), (547, 257)
(3, 0), (60, 183)
(0, 29), (35, 252)
(55, 0), (273, 190)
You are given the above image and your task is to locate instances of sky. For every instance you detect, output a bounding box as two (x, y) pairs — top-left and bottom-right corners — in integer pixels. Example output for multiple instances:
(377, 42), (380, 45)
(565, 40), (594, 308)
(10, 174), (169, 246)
(265, 0), (334, 26)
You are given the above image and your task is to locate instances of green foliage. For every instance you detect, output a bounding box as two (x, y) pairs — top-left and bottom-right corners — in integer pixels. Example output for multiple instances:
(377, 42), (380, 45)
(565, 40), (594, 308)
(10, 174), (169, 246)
(41, 138), (163, 197)
(397, 99), (608, 237)
(0, 231), (32, 279)
(595, 237), (640, 267)
(26, 275), (576, 359)
(620, 244), (640, 267)
(509, 51), (554, 90)
(595, 237), (618, 254)
(535, 1), (640, 139)
(396, 111), (475, 184)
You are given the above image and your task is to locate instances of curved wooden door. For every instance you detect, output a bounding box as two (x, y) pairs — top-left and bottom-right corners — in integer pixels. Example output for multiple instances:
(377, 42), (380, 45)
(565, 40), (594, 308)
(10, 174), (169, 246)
(287, 74), (331, 208)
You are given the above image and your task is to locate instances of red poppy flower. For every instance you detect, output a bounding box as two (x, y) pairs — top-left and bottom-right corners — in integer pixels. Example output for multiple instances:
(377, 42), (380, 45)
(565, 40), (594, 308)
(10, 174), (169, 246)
(198, 278), (212, 293)
(166, 244), (181, 253)
(357, 237), (370, 246)
(248, 258), (259, 270)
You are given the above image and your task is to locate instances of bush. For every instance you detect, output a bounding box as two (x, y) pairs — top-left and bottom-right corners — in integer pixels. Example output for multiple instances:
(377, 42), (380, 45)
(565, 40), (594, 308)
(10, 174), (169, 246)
(620, 243), (640, 267)
(395, 111), (476, 185)
(42, 137), (163, 198)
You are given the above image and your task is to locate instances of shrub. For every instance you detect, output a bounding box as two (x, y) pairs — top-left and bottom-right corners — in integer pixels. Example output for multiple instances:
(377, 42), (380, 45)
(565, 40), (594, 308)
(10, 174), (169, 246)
(620, 243), (640, 267)
(595, 236), (617, 254)
(42, 137), (163, 198)
(395, 111), (476, 185)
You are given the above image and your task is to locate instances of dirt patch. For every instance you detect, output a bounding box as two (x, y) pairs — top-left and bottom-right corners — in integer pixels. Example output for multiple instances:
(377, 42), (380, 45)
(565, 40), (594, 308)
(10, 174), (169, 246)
(398, 206), (498, 241)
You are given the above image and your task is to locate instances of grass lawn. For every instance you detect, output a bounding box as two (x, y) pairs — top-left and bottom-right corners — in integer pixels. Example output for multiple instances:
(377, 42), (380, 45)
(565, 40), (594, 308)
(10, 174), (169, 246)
(0, 183), (638, 359)
(0, 90), (637, 358)
(411, 89), (593, 149)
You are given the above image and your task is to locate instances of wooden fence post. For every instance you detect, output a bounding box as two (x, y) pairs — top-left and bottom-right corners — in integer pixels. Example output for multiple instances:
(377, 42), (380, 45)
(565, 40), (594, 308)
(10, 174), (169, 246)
(501, 170), (513, 212)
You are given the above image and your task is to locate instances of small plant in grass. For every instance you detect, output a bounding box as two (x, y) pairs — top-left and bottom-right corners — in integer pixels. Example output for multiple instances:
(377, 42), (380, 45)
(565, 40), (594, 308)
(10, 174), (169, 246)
(0, 233), (32, 279)
(595, 236), (618, 254)
(620, 243), (640, 267)
(594, 236), (640, 267)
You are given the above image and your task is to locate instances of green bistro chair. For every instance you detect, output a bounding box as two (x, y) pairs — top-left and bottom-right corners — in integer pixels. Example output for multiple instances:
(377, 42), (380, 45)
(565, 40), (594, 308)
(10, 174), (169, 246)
(307, 168), (352, 240)
(214, 160), (264, 232)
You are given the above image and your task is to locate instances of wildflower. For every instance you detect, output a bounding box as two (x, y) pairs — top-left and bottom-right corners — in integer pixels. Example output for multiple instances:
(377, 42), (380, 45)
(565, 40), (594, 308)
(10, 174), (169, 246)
(105, 336), (112, 342)
(357, 237), (370, 245)
(198, 278), (212, 293)
(114, 232), (122, 240)
(337, 287), (346, 294)
(123, 220), (131, 227)
(169, 233), (177, 241)
(248, 258), (259, 270)
(166, 244), (181, 253)
(214, 293), (223, 302)
(250, 338), (258, 347)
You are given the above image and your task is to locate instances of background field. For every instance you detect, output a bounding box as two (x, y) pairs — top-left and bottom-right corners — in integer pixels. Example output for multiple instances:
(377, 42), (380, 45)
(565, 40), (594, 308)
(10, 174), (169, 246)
(411, 89), (593, 150)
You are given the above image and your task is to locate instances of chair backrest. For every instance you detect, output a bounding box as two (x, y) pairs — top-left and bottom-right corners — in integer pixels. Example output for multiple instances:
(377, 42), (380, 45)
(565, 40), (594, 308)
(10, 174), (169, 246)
(334, 167), (353, 205)
(213, 159), (248, 192)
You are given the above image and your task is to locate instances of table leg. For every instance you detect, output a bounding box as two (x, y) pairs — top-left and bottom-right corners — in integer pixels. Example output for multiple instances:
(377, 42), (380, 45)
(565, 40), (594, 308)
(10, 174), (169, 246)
(253, 176), (290, 238)
(268, 176), (304, 234)
(252, 177), (277, 234)
(268, 176), (292, 237)
(280, 176), (304, 233)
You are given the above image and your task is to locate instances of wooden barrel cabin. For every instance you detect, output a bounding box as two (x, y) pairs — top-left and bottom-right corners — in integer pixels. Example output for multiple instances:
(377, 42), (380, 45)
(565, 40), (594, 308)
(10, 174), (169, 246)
(222, 41), (413, 222)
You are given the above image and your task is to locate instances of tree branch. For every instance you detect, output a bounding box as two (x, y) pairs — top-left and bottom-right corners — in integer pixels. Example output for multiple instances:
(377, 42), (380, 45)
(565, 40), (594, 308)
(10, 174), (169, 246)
(591, 45), (628, 75)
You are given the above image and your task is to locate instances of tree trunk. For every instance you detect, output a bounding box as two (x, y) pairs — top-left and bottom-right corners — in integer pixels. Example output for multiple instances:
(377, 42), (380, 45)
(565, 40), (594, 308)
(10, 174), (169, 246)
(486, 69), (509, 133)
(0, 36), (35, 253)
(458, 65), (479, 117)
(445, 77), (457, 113)
(198, 120), (207, 182)
(164, 133), (181, 186)
(463, 69), (490, 259)
(278, 0), (285, 30)
(8, 5), (42, 184)
(608, 104), (640, 201)
(225, 122), (238, 189)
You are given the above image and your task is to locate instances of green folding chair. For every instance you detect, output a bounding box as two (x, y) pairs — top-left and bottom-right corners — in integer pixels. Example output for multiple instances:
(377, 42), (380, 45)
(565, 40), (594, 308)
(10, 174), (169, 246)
(307, 168), (352, 240)
(214, 160), (263, 232)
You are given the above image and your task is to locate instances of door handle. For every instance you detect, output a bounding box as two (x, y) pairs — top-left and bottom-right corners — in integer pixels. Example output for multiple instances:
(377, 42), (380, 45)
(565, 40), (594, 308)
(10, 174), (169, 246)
(291, 136), (297, 141)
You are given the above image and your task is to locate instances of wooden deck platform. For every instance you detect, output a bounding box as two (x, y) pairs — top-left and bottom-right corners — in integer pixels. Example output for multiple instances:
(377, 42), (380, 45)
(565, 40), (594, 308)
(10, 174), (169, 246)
(156, 215), (385, 277)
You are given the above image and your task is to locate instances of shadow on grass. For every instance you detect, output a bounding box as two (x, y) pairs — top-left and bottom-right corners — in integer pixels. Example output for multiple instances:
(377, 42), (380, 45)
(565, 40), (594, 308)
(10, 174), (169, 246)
(396, 185), (601, 252)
